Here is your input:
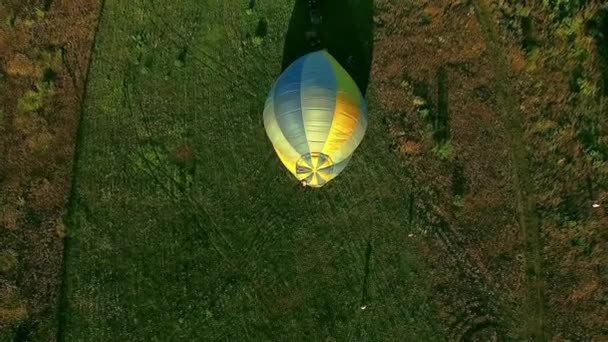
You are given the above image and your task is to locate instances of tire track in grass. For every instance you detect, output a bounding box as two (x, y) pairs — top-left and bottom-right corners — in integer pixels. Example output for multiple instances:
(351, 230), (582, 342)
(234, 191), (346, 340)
(350, 147), (436, 335)
(381, 35), (504, 338)
(378, 2), (543, 336)
(362, 0), (541, 338)
(120, 9), (300, 323)
(430, 215), (500, 340)
(121, 80), (235, 260)
(136, 3), (300, 293)
(471, 1), (546, 340)
(127, 111), (285, 296)
(124, 69), (279, 275)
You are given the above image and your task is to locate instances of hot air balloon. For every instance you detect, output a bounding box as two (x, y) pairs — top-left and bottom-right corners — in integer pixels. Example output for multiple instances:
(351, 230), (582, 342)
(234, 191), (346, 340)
(263, 49), (368, 187)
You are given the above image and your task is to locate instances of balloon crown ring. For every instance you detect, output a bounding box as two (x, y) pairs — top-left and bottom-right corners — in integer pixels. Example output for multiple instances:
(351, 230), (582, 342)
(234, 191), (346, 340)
(296, 152), (334, 187)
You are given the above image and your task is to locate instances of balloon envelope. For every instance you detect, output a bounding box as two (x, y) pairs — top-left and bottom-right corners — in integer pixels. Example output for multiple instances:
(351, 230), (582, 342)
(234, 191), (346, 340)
(263, 50), (368, 187)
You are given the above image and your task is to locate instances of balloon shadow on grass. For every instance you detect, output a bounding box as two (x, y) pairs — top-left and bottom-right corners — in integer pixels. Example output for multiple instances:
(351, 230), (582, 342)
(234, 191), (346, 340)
(281, 0), (374, 96)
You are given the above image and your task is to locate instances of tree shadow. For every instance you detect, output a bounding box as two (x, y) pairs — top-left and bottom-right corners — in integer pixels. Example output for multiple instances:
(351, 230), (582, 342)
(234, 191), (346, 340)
(281, 0), (374, 95)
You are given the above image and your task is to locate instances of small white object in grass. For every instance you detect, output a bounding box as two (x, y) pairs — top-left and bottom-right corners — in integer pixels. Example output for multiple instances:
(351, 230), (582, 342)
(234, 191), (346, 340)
(592, 203), (600, 208)
(408, 233), (415, 237)
(360, 305), (367, 310)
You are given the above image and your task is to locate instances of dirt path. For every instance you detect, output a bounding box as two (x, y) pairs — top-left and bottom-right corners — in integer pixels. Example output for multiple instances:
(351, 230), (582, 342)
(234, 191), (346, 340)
(471, 1), (546, 339)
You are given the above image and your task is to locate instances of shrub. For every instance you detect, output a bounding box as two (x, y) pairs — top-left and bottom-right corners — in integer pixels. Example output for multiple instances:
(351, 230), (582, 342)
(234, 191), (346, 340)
(432, 141), (452, 160)
(252, 36), (264, 47)
(17, 90), (44, 112)
(16, 82), (55, 113)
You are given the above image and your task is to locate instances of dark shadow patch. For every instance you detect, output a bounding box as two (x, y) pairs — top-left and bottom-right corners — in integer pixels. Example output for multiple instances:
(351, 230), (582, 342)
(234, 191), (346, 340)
(451, 160), (466, 197)
(474, 85), (493, 104)
(435, 66), (450, 144)
(406, 71), (449, 146)
(407, 193), (416, 230)
(14, 320), (35, 342)
(586, 176), (596, 202)
(520, 16), (538, 53)
(412, 78), (432, 101)
(559, 194), (585, 222)
(43, 0), (55, 11)
(359, 238), (373, 307)
(255, 18), (268, 38)
(586, 7), (608, 95)
(23, 206), (43, 228)
(174, 47), (187, 68)
(577, 117), (608, 162)
(409, 77), (437, 128)
(281, 0), (374, 95)
(42, 68), (58, 83)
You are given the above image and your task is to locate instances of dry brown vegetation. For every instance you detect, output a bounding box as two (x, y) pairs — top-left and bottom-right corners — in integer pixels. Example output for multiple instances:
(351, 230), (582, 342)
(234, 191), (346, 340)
(373, 0), (608, 339)
(372, 1), (525, 339)
(493, 1), (608, 338)
(0, 0), (102, 339)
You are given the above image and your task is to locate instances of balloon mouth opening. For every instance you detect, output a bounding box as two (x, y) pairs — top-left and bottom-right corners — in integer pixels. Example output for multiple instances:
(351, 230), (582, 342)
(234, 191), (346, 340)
(296, 152), (333, 187)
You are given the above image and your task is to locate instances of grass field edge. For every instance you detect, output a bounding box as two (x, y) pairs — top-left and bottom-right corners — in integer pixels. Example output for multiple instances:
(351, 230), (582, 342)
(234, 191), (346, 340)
(55, 1), (107, 340)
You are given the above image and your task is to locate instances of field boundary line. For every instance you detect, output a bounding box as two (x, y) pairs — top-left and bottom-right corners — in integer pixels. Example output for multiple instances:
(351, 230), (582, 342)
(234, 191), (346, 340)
(55, 0), (107, 340)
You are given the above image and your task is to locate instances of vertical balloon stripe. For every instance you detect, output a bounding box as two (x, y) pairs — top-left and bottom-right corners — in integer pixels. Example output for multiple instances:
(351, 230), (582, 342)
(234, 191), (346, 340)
(263, 94), (301, 169)
(300, 51), (337, 153)
(333, 93), (368, 162)
(328, 50), (365, 161)
(321, 92), (361, 162)
(320, 51), (364, 163)
(273, 145), (297, 176)
(326, 51), (362, 107)
(273, 55), (310, 156)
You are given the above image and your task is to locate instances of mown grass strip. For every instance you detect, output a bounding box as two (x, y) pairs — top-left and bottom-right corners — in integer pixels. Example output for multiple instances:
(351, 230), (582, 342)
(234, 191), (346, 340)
(60, 0), (444, 340)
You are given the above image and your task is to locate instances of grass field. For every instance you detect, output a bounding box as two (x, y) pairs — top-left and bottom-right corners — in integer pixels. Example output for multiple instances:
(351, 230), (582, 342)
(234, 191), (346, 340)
(58, 0), (444, 340)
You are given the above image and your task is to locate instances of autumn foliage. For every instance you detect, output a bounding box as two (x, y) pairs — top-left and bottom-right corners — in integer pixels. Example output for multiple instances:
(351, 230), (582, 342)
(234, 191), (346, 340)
(0, 0), (102, 338)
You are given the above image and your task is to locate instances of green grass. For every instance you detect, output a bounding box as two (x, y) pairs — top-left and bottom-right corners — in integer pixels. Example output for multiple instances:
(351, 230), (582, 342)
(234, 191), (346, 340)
(59, 0), (443, 340)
